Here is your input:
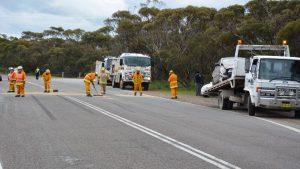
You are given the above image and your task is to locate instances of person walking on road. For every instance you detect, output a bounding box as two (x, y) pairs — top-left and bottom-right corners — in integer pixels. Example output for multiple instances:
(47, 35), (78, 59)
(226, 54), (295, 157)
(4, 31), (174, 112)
(194, 71), (203, 96)
(7, 67), (16, 93)
(15, 66), (26, 97)
(98, 68), (109, 94)
(35, 67), (40, 80)
(84, 72), (97, 97)
(168, 70), (178, 99)
(132, 67), (143, 96)
(42, 69), (52, 93)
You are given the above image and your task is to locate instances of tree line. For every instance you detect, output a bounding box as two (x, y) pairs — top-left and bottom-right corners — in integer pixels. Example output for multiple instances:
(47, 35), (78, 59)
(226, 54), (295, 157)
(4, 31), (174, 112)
(0, 0), (299, 86)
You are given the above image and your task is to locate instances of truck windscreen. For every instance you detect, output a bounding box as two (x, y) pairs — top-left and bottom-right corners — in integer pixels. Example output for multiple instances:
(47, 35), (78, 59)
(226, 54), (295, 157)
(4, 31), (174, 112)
(124, 57), (151, 67)
(259, 59), (300, 82)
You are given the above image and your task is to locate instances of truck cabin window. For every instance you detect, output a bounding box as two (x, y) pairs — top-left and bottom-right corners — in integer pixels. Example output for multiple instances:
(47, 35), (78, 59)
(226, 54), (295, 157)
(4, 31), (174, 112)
(259, 59), (300, 82)
(124, 56), (151, 67)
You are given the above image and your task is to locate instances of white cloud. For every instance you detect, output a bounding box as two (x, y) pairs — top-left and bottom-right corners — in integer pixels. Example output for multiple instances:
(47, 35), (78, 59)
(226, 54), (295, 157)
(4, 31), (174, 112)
(0, 0), (249, 37)
(0, 0), (128, 37)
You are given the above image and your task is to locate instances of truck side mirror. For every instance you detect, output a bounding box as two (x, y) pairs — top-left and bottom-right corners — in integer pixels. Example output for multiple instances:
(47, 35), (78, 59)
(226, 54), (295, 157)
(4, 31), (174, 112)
(120, 59), (123, 66)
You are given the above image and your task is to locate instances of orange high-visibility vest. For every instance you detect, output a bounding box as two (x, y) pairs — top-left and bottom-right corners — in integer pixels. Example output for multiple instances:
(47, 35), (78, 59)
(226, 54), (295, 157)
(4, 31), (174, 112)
(132, 72), (143, 84)
(42, 72), (52, 81)
(8, 72), (16, 81)
(16, 71), (26, 83)
(168, 73), (178, 89)
(84, 73), (96, 83)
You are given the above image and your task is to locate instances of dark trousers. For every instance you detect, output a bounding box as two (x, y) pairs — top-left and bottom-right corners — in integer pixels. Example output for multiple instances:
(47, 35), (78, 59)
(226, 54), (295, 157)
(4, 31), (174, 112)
(195, 83), (202, 96)
(35, 73), (39, 80)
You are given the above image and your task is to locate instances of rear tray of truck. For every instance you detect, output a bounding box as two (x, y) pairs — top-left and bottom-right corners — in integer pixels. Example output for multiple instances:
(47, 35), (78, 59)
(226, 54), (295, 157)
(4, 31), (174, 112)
(203, 76), (245, 95)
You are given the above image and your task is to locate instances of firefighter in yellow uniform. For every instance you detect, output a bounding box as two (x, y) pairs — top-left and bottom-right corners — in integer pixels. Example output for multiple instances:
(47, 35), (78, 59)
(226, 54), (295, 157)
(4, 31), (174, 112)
(168, 70), (178, 99)
(8, 67), (16, 93)
(132, 67), (144, 96)
(42, 69), (52, 93)
(98, 68), (109, 94)
(84, 72), (97, 97)
(15, 66), (26, 97)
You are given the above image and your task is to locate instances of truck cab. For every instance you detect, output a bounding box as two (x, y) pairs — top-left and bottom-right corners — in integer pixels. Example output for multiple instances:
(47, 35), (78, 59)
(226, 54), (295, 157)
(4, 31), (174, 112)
(245, 56), (300, 116)
(111, 53), (151, 90)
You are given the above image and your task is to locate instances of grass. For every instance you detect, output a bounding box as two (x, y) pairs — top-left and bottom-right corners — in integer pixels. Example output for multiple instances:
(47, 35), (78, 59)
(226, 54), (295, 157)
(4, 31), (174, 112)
(149, 80), (196, 95)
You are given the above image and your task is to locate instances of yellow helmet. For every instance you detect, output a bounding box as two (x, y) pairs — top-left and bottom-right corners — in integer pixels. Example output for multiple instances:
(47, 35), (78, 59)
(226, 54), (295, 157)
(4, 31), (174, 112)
(101, 67), (105, 72)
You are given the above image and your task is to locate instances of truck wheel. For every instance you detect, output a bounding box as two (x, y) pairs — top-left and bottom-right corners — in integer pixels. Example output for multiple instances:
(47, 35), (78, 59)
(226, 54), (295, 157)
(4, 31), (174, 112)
(120, 80), (125, 90)
(218, 93), (229, 110)
(295, 110), (300, 118)
(247, 95), (256, 116)
(227, 101), (233, 110)
(143, 83), (149, 91)
(112, 78), (117, 88)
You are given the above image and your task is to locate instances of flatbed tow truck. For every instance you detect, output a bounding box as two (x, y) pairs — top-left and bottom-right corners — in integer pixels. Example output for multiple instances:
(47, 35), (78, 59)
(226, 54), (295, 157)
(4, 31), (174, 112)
(203, 41), (300, 117)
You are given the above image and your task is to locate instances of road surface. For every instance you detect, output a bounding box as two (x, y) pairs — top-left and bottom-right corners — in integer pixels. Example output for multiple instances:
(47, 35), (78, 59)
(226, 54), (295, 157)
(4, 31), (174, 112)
(0, 76), (299, 169)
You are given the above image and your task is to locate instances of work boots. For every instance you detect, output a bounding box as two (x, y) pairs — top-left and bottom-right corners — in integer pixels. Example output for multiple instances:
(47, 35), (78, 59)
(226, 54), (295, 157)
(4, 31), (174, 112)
(86, 94), (92, 97)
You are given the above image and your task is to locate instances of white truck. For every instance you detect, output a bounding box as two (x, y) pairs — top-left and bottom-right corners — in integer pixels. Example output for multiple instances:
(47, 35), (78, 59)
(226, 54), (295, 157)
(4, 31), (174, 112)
(203, 42), (300, 118)
(111, 53), (151, 90)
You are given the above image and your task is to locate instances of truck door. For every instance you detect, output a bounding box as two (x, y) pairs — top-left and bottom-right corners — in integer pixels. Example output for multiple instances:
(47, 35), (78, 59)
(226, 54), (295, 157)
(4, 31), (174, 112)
(245, 59), (258, 92)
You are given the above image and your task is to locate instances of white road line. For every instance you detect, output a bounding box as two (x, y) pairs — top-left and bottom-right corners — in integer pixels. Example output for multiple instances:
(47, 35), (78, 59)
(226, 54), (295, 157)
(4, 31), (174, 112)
(144, 94), (300, 134)
(66, 96), (241, 169)
(0, 161), (3, 169)
(254, 117), (300, 134)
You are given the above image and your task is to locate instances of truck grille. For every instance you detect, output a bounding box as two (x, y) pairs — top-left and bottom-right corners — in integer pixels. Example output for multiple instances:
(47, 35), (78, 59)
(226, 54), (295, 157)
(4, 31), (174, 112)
(276, 87), (298, 99)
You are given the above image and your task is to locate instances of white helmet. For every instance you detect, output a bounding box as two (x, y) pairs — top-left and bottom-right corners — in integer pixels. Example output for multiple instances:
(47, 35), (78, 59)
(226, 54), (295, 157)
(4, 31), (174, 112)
(17, 66), (23, 70)
(9, 67), (14, 70)
(136, 67), (141, 71)
(46, 69), (50, 73)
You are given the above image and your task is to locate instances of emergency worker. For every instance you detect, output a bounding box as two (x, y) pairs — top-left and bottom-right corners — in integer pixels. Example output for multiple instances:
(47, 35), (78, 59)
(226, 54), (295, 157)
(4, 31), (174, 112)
(132, 67), (143, 96)
(7, 67), (16, 92)
(84, 72), (97, 97)
(98, 68), (109, 94)
(35, 67), (40, 80)
(168, 70), (178, 99)
(42, 69), (52, 93)
(15, 66), (26, 97)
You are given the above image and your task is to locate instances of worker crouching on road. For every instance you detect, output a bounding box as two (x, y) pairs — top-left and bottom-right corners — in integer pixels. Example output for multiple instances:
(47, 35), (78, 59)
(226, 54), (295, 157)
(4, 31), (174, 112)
(98, 68), (109, 94)
(132, 67), (144, 96)
(15, 66), (26, 97)
(42, 69), (52, 93)
(84, 72), (97, 97)
(8, 67), (16, 93)
(168, 70), (178, 99)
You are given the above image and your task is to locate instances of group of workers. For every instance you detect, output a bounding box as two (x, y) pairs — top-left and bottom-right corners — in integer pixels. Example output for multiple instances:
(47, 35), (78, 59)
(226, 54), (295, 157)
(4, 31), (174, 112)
(7, 66), (181, 99)
(7, 66), (52, 97)
(83, 67), (179, 99)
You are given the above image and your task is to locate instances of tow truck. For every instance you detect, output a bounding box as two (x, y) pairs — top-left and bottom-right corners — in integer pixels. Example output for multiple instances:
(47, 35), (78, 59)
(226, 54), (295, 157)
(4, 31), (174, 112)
(203, 40), (300, 117)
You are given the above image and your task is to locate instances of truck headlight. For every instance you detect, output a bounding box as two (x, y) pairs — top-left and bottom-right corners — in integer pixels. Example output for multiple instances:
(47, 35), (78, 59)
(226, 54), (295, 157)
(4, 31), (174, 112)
(145, 77), (151, 81)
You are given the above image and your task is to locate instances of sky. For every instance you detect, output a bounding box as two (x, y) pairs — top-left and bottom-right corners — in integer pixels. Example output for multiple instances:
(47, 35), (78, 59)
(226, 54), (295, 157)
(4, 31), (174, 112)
(0, 0), (249, 37)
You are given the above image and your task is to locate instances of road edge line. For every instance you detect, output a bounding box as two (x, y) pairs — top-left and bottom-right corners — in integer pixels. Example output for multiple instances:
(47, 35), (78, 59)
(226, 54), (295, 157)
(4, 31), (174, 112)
(254, 117), (300, 134)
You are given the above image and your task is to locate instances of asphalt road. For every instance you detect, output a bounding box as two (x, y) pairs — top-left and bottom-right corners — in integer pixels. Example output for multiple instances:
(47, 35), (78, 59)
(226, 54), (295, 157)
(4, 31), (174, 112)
(0, 76), (299, 169)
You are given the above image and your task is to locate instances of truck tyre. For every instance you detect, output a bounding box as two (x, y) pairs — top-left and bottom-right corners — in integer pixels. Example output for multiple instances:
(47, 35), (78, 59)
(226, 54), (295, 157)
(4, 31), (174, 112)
(247, 95), (256, 116)
(112, 78), (118, 88)
(227, 101), (233, 110)
(295, 110), (300, 118)
(120, 80), (125, 90)
(143, 83), (149, 91)
(218, 93), (229, 110)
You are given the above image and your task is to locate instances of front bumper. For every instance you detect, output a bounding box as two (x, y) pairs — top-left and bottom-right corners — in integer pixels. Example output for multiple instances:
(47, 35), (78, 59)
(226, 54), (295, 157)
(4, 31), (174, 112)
(257, 97), (300, 110)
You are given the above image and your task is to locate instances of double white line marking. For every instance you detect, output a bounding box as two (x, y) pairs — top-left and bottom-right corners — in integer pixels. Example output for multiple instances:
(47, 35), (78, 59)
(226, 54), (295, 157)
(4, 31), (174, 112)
(66, 96), (241, 169)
